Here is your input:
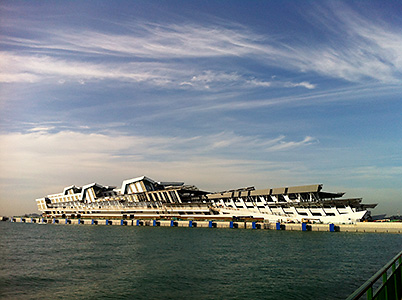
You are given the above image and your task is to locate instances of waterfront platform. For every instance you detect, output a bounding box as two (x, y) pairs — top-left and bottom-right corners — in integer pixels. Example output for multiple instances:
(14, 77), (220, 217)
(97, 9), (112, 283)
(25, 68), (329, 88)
(5, 217), (402, 233)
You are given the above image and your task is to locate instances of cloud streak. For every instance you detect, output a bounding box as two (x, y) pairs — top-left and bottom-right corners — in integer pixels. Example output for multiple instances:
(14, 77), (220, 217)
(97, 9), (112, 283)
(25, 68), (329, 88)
(0, 52), (317, 94)
(0, 52), (164, 84)
(2, 5), (402, 85)
(0, 130), (317, 180)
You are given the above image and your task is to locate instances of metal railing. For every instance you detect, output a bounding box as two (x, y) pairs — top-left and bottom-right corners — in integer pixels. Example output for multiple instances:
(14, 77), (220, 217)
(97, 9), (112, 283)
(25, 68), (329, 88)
(346, 250), (402, 300)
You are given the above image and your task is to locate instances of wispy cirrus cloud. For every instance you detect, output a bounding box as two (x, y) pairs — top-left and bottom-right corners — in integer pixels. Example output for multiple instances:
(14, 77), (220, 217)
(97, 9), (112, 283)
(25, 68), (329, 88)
(0, 52), (316, 92)
(0, 129), (316, 170)
(265, 136), (317, 151)
(288, 4), (402, 84)
(2, 5), (402, 86)
(0, 52), (164, 84)
(181, 70), (315, 90)
(1, 22), (268, 58)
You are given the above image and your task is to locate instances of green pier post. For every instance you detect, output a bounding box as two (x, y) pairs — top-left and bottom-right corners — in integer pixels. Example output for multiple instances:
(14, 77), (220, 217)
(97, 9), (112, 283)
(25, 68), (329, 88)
(382, 272), (388, 299)
(367, 287), (373, 300)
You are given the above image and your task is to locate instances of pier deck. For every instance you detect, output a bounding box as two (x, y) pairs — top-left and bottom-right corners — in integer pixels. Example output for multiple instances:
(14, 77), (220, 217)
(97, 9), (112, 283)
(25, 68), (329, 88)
(5, 217), (402, 233)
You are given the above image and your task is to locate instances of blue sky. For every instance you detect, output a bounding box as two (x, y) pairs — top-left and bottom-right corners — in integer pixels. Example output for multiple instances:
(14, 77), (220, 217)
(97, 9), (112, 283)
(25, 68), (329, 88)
(1, 1), (401, 216)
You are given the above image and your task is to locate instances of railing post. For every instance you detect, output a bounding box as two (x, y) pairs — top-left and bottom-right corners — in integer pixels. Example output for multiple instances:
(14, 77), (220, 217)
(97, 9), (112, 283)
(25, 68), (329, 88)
(392, 262), (398, 300)
(382, 272), (388, 299)
(367, 286), (373, 300)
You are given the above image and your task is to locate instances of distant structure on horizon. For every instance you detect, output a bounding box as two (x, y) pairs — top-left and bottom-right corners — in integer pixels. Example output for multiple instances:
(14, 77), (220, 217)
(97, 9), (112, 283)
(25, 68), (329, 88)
(36, 175), (377, 224)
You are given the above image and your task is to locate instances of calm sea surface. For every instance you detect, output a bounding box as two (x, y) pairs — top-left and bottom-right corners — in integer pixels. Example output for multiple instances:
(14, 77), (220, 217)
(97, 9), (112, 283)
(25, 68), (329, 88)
(1, 222), (401, 299)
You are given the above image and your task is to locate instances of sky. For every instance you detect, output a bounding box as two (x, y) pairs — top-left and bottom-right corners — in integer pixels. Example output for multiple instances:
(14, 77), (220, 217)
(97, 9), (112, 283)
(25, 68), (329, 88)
(1, 0), (401, 217)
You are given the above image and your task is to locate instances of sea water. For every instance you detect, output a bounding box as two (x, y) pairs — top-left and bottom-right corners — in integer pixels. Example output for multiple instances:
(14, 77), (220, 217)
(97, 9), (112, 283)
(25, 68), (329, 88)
(1, 222), (401, 299)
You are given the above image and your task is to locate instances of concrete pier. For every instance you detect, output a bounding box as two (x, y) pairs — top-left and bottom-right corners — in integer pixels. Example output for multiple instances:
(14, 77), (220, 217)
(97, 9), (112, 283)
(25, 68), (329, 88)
(6, 217), (402, 233)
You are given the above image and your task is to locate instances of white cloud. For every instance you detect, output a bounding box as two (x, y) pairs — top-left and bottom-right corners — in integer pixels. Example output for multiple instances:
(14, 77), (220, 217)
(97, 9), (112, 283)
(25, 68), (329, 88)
(284, 5), (402, 84)
(0, 52), (163, 84)
(191, 71), (241, 83)
(2, 8), (401, 85)
(0, 72), (40, 83)
(27, 126), (55, 133)
(247, 79), (272, 87)
(0, 130), (317, 183)
(184, 71), (316, 90)
(284, 81), (316, 89)
(0, 52), (318, 93)
(1, 23), (262, 59)
(351, 166), (402, 180)
(266, 136), (318, 151)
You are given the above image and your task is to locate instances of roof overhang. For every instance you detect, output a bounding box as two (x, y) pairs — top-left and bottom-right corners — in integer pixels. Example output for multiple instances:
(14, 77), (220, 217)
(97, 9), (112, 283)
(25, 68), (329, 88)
(121, 176), (156, 194)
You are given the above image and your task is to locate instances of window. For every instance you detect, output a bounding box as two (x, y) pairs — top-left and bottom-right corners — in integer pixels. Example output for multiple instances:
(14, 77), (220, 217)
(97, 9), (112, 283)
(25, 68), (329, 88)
(169, 191), (178, 202)
(277, 195), (286, 202)
(137, 193), (147, 202)
(163, 192), (170, 202)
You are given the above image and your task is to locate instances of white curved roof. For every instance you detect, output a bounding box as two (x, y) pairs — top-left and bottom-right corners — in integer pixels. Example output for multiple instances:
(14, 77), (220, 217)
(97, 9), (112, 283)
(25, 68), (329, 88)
(120, 176), (155, 194)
